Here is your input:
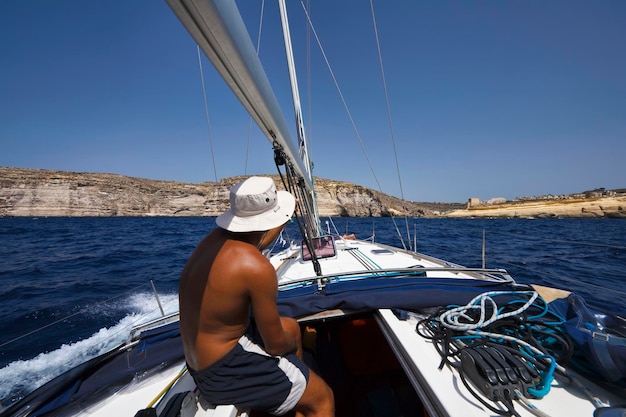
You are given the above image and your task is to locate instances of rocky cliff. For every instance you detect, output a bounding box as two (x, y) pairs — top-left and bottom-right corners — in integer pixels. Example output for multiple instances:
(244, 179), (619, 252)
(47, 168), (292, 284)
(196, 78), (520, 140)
(445, 197), (626, 219)
(0, 167), (458, 217)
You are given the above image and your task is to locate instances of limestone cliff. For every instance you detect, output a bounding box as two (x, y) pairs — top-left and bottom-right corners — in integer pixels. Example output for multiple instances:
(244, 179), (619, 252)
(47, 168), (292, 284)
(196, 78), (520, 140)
(0, 167), (456, 217)
(446, 197), (626, 218)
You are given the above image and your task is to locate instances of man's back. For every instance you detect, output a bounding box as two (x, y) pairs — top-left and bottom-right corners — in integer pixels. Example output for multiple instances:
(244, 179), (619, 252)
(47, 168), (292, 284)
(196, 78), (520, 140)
(179, 228), (264, 370)
(178, 177), (334, 415)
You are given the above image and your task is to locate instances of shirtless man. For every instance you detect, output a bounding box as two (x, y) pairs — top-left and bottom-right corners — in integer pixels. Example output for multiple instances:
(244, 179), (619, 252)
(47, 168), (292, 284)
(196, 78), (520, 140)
(179, 176), (334, 416)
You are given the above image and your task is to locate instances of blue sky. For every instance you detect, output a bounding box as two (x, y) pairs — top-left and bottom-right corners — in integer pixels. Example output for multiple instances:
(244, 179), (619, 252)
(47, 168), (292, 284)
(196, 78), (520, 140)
(1, 1), (624, 203)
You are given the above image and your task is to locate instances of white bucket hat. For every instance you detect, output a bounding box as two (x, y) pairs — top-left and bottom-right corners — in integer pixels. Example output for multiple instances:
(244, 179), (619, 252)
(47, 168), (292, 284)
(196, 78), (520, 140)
(216, 176), (296, 233)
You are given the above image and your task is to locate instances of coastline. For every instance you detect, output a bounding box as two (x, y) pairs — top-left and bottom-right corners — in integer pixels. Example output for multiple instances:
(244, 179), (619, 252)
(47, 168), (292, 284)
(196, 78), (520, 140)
(0, 167), (459, 217)
(444, 196), (626, 218)
(1, 167), (624, 218)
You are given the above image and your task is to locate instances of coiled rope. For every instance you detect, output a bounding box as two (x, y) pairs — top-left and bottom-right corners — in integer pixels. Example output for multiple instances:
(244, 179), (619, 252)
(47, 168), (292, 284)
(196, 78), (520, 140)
(438, 290), (540, 331)
(416, 290), (609, 416)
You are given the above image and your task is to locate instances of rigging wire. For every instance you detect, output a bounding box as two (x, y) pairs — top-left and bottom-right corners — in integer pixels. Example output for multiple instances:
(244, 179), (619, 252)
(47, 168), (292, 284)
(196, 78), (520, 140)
(369, 0), (412, 250)
(245, 0), (266, 175)
(299, 3), (376, 185)
(429, 240), (619, 296)
(273, 147), (323, 276)
(480, 231), (626, 298)
(197, 45), (218, 182)
(306, 0), (313, 168)
(409, 228), (626, 299)
(300, 1), (408, 250)
(496, 259), (626, 298)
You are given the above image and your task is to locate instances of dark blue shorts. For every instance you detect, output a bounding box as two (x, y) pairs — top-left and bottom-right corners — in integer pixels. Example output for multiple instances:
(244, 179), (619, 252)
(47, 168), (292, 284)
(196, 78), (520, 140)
(188, 331), (310, 415)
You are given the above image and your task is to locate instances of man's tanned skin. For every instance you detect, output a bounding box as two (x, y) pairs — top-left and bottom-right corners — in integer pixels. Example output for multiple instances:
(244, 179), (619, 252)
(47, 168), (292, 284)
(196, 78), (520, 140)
(179, 224), (334, 416)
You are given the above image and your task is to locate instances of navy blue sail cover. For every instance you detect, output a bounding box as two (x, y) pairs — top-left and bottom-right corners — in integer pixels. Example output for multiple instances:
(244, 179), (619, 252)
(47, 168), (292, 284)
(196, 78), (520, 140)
(277, 276), (520, 318)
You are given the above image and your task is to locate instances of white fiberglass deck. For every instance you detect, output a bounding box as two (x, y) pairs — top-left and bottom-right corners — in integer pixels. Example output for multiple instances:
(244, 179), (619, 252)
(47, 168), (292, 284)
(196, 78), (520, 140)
(273, 237), (494, 285)
(376, 308), (623, 417)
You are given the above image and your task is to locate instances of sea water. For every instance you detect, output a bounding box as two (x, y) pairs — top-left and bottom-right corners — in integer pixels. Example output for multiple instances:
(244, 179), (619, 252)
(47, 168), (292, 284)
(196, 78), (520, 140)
(0, 217), (624, 405)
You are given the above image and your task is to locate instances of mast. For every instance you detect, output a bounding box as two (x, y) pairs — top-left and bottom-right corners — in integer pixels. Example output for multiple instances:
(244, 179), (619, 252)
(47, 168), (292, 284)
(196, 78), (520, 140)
(166, 0), (320, 236)
(277, 0), (321, 235)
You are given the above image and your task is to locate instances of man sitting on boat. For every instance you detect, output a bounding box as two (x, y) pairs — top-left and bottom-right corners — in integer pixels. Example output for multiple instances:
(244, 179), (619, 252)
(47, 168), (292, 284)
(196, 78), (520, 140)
(179, 176), (335, 416)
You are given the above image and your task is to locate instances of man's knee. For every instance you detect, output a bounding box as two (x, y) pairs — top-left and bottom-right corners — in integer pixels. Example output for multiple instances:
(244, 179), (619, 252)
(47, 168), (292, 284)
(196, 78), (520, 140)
(298, 372), (334, 416)
(311, 384), (334, 416)
(321, 383), (334, 412)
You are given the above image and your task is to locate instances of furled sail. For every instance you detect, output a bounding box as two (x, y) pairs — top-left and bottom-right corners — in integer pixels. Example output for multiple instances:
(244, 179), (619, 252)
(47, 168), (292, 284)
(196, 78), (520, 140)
(166, 0), (320, 235)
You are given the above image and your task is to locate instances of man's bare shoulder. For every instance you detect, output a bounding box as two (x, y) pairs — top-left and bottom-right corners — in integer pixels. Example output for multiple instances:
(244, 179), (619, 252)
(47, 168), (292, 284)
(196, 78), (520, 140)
(215, 239), (275, 277)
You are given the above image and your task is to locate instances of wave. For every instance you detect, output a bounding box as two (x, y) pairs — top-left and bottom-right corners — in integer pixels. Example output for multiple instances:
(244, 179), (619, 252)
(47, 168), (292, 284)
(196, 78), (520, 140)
(0, 292), (179, 406)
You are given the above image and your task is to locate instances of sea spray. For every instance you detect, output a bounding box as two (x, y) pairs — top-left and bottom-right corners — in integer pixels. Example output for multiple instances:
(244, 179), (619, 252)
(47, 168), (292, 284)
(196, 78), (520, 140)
(0, 292), (179, 406)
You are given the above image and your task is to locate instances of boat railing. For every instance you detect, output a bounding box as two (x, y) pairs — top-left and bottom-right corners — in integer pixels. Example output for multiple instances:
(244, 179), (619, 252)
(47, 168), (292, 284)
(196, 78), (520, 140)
(125, 311), (180, 346)
(279, 266), (514, 292)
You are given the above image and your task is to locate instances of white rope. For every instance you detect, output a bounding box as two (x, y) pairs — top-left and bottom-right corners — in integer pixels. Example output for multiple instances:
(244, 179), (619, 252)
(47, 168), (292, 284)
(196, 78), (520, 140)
(439, 290), (539, 331)
(513, 389), (553, 417)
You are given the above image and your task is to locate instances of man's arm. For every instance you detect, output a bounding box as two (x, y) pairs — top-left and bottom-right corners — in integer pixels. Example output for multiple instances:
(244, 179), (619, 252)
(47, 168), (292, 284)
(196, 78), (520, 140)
(245, 253), (297, 356)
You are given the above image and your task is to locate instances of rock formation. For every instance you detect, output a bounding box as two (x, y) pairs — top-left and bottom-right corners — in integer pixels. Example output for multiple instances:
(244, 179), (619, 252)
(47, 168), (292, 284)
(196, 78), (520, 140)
(0, 167), (458, 217)
(446, 197), (626, 218)
(4, 167), (621, 218)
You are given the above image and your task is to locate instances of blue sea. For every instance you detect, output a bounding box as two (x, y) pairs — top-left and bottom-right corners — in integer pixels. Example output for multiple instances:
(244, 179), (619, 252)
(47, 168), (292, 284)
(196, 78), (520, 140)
(1, 217), (625, 406)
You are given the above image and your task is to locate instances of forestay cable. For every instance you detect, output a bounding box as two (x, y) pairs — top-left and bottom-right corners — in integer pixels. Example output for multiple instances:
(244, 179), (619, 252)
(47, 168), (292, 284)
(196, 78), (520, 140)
(197, 45), (218, 182)
(300, 1), (408, 250)
(369, 0), (412, 250)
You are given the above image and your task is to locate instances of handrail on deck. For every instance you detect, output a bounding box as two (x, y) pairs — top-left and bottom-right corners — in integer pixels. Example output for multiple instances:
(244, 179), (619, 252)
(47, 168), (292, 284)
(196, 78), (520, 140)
(278, 266), (514, 292)
(126, 312), (180, 345)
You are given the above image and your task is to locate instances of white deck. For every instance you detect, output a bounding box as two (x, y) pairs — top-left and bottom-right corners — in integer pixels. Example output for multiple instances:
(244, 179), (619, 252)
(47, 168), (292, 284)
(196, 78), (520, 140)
(272, 237), (623, 417)
(376, 308), (623, 417)
(273, 237), (497, 285)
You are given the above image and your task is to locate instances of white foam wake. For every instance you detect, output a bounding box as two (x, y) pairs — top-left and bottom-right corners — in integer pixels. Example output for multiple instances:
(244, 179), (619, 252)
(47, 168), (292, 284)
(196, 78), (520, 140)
(0, 292), (179, 406)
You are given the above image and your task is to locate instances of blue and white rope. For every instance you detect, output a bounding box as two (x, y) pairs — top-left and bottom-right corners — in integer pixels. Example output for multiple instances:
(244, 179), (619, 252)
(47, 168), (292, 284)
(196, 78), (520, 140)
(439, 290), (539, 331)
